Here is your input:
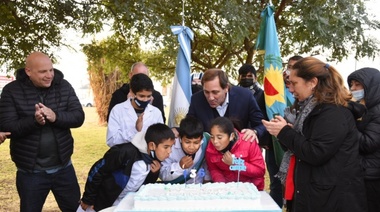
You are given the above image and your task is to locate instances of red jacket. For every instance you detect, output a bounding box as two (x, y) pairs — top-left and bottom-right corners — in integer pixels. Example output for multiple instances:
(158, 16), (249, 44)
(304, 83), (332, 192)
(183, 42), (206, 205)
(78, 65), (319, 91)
(206, 131), (265, 190)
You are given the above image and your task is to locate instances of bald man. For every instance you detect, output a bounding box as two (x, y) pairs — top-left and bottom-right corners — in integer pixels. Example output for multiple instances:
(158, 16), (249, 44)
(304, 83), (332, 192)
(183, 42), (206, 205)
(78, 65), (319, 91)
(107, 62), (165, 122)
(0, 52), (85, 212)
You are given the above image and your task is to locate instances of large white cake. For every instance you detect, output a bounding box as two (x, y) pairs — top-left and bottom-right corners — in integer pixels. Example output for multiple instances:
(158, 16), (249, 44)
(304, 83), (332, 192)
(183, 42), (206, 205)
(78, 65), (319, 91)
(115, 182), (261, 211)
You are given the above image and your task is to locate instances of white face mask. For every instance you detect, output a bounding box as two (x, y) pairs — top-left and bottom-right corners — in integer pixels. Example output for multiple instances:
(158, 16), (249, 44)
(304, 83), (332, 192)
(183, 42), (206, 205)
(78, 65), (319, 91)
(351, 89), (365, 101)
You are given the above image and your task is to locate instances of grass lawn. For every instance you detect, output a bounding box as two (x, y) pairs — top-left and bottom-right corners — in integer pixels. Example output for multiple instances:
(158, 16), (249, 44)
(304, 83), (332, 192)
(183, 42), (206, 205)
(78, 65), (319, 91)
(0, 107), (272, 211)
(0, 107), (108, 211)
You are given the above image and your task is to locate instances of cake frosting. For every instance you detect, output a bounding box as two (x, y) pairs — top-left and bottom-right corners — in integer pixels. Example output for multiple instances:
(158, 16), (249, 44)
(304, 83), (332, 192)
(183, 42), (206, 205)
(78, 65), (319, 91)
(131, 182), (261, 211)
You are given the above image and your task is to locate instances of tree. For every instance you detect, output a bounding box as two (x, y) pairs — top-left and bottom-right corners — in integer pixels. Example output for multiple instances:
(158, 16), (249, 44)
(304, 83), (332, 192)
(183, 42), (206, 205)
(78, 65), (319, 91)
(94, 0), (380, 74)
(2, 0), (379, 123)
(2, 0), (379, 74)
(0, 0), (104, 72)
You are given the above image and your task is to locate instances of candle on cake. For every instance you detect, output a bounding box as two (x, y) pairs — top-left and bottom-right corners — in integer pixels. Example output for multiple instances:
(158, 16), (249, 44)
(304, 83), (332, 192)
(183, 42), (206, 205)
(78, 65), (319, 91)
(190, 169), (197, 184)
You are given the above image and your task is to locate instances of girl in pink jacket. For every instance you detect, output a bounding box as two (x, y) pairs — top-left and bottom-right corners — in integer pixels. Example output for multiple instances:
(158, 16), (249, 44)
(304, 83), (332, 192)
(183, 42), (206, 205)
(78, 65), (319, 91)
(206, 117), (265, 190)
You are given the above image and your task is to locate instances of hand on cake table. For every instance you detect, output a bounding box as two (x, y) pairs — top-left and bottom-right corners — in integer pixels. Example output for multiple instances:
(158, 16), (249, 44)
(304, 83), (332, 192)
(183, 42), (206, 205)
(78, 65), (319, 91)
(221, 151), (233, 165)
(150, 160), (161, 173)
(180, 155), (194, 169)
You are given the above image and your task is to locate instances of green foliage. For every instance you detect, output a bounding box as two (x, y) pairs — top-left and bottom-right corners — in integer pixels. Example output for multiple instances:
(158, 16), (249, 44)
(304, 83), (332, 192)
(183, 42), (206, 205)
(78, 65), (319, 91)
(79, 0), (380, 81)
(278, 0), (380, 61)
(82, 34), (143, 123)
(1, 0), (379, 84)
(1, 0), (379, 124)
(0, 0), (104, 72)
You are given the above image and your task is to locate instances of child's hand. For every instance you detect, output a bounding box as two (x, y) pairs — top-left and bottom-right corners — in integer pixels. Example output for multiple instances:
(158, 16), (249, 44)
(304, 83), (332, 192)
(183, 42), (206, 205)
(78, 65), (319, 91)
(171, 128), (179, 138)
(221, 151), (233, 165)
(180, 155), (193, 169)
(150, 160), (161, 173)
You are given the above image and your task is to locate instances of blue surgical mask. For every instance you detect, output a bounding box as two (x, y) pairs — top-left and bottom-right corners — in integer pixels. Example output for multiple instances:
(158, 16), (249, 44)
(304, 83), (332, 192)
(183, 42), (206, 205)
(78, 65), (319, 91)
(351, 89), (365, 101)
(134, 98), (150, 109)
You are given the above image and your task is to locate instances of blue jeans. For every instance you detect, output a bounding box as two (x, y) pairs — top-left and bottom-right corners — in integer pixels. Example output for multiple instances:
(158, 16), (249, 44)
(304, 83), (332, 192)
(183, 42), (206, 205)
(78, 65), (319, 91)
(265, 147), (283, 208)
(16, 164), (80, 212)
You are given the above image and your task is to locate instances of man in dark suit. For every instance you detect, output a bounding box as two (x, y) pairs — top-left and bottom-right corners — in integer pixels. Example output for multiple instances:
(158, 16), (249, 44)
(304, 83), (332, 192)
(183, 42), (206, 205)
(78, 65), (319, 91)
(187, 68), (265, 141)
(107, 62), (165, 122)
(237, 63), (282, 207)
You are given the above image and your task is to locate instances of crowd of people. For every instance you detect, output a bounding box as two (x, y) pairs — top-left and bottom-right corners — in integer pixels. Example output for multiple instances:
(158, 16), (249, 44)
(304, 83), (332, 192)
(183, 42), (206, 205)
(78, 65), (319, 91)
(0, 51), (379, 212)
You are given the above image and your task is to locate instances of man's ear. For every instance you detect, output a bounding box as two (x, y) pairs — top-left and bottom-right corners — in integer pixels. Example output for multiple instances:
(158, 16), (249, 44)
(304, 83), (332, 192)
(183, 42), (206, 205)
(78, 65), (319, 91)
(25, 68), (31, 77)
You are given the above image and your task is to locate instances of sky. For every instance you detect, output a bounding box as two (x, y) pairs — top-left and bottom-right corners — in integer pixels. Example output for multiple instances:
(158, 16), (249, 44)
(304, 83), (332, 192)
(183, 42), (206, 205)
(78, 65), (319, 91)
(54, 0), (379, 91)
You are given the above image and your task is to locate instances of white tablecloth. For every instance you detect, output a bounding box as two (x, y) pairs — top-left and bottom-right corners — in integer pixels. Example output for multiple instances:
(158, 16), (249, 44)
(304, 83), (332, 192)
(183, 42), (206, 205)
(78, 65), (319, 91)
(112, 191), (282, 212)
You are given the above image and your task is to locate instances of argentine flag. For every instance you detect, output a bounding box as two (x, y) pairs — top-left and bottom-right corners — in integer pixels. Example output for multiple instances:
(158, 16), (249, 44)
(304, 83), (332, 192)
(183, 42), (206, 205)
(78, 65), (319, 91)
(168, 26), (194, 127)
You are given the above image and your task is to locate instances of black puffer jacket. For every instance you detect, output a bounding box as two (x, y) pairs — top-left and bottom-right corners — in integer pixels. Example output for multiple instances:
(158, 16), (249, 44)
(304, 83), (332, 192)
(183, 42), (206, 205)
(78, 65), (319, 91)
(278, 103), (366, 212)
(0, 68), (85, 171)
(348, 67), (380, 180)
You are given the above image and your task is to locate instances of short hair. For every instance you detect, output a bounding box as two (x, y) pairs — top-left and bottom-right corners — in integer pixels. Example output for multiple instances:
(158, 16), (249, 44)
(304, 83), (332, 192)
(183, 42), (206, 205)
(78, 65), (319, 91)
(178, 116), (204, 139)
(292, 57), (351, 106)
(210, 117), (235, 135)
(130, 62), (149, 74)
(238, 64), (257, 77)
(130, 73), (154, 94)
(201, 69), (229, 89)
(288, 55), (303, 62)
(145, 123), (175, 145)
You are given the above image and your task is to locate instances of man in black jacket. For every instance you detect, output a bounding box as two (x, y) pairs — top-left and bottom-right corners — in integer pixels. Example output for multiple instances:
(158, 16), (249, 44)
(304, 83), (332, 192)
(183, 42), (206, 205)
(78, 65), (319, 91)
(0, 52), (85, 212)
(237, 64), (283, 207)
(107, 62), (165, 122)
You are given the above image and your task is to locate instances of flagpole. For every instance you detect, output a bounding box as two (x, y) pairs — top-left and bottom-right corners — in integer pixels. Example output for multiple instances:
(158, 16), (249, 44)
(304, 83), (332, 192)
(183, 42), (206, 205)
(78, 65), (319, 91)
(182, 0), (185, 26)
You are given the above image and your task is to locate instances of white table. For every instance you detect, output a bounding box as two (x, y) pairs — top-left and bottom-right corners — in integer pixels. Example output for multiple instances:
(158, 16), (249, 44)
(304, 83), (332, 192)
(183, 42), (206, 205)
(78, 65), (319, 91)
(111, 191), (282, 212)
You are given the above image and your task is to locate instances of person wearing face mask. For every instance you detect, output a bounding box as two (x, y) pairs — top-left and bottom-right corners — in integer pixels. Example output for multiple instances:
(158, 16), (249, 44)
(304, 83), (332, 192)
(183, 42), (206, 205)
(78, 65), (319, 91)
(107, 73), (164, 147)
(78, 123), (175, 212)
(348, 67), (380, 212)
(191, 72), (203, 94)
(237, 64), (285, 206)
(107, 62), (165, 122)
(263, 57), (367, 212)
(237, 64), (266, 136)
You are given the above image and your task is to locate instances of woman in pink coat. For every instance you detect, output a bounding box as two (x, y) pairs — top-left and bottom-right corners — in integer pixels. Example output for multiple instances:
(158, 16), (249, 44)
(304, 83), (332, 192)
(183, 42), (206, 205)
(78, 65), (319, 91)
(206, 117), (265, 190)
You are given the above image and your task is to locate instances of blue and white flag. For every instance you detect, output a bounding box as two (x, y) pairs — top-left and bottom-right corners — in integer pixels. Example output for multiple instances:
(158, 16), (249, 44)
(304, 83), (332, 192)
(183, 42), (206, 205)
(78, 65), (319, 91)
(168, 26), (194, 127)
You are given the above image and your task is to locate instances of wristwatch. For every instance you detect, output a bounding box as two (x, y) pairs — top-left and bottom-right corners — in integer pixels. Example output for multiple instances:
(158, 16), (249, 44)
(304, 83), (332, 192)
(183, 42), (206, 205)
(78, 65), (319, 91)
(253, 129), (258, 135)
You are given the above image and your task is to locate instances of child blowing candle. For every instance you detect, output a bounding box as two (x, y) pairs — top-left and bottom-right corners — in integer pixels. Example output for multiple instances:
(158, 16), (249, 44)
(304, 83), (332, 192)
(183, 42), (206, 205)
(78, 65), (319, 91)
(78, 123), (175, 212)
(206, 117), (265, 190)
(160, 116), (211, 184)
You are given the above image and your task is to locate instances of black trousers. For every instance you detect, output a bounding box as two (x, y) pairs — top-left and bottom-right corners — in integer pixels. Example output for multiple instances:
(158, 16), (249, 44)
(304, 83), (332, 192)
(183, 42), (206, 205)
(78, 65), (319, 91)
(365, 179), (380, 212)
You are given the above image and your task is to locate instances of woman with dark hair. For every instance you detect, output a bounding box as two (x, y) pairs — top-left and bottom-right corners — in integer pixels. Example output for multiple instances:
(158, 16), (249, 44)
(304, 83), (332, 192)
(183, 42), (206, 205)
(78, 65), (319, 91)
(348, 67), (380, 212)
(262, 57), (367, 212)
